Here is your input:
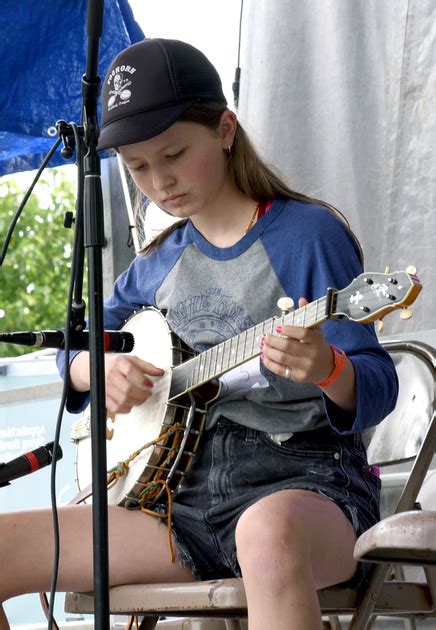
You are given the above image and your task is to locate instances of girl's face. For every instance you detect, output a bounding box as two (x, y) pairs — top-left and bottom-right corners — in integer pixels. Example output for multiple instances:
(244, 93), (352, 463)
(118, 114), (235, 220)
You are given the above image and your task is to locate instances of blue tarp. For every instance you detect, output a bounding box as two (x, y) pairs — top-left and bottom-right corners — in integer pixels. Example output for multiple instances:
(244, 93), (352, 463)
(0, 1), (145, 176)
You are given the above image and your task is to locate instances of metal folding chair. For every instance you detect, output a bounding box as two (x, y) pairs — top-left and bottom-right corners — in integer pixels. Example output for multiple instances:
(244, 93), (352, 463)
(65, 338), (436, 629)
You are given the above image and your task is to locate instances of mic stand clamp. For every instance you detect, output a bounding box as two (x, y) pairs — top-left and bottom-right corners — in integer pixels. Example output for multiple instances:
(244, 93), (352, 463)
(56, 120), (83, 160)
(56, 119), (87, 335)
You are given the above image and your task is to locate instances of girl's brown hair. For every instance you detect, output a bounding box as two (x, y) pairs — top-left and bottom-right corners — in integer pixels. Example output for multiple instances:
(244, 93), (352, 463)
(137, 103), (363, 262)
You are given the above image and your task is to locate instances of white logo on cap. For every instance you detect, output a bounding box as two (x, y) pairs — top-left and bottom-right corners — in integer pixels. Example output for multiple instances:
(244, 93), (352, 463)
(107, 65), (136, 111)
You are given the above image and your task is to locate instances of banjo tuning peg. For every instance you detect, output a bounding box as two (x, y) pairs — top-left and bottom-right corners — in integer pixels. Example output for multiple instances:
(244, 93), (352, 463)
(277, 297), (295, 316)
(400, 308), (414, 320)
(406, 265), (417, 276)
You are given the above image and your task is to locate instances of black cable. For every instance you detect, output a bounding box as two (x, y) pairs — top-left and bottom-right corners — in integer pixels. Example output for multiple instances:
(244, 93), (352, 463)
(237, 0), (244, 68)
(46, 326), (70, 630)
(232, 0), (244, 109)
(0, 137), (62, 266)
(47, 122), (84, 629)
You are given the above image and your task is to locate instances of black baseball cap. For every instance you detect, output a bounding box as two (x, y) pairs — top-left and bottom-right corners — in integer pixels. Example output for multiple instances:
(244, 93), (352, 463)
(98, 38), (227, 150)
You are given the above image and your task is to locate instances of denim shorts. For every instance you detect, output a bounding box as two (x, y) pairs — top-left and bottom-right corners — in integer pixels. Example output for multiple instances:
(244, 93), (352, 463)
(167, 417), (381, 589)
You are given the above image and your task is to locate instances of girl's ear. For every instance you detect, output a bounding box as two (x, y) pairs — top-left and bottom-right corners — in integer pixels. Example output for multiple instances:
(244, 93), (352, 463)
(219, 110), (238, 149)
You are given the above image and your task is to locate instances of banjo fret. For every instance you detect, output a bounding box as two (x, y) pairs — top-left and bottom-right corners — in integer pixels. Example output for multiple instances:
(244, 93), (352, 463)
(203, 347), (212, 381)
(210, 344), (219, 377)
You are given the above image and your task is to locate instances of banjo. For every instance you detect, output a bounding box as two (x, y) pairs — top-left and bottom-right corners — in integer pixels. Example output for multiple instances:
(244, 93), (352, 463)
(70, 269), (422, 509)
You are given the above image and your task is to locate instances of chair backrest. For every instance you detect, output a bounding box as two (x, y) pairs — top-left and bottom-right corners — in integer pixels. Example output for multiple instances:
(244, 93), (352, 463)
(365, 339), (435, 467)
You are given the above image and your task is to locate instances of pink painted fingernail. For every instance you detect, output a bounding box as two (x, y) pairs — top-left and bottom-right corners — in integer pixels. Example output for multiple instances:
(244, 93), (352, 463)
(259, 341), (264, 349)
(260, 354), (265, 361)
(146, 381), (154, 388)
(275, 325), (282, 333)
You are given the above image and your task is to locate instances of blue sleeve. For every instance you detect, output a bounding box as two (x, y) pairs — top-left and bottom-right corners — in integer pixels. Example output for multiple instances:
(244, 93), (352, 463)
(261, 202), (399, 434)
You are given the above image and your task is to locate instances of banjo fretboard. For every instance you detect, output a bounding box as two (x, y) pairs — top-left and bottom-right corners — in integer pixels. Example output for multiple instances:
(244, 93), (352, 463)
(169, 296), (329, 400)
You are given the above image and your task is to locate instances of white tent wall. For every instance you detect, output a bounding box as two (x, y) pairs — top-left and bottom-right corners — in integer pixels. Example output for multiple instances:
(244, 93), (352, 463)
(237, 0), (436, 336)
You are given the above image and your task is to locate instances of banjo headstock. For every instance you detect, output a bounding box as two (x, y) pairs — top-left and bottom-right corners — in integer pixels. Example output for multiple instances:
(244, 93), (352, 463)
(331, 270), (422, 323)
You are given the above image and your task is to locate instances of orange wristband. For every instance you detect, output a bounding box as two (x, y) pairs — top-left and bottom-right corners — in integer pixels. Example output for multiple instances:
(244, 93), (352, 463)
(315, 345), (347, 388)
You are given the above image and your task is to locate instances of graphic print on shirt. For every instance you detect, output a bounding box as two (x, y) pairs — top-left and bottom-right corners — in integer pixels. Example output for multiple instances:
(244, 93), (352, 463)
(167, 287), (256, 351)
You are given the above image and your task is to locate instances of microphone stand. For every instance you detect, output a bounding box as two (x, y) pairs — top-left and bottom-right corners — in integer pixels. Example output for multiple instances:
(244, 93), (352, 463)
(1, 2), (109, 625)
(79, 1), (110, 627)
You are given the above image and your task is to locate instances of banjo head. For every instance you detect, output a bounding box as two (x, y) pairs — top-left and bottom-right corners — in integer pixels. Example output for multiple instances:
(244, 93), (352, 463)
(74, 308), (177, 506)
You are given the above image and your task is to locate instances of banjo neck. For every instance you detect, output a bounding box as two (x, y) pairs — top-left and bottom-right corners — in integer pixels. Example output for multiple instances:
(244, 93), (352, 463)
(168, 296), (329, 400)
(168, 268), (422, 401)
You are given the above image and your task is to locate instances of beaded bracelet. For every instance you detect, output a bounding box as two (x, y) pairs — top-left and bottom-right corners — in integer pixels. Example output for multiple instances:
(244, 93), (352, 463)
(315, 345), (347, 388)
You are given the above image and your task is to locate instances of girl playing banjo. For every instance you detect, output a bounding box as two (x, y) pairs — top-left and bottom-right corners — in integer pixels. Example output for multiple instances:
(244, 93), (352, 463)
(0, 38), (398, 630)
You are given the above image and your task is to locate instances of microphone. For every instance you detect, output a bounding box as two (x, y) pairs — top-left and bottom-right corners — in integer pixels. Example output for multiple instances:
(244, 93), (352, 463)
(0, 329), (134, 353)
(0, 441), (63, 487)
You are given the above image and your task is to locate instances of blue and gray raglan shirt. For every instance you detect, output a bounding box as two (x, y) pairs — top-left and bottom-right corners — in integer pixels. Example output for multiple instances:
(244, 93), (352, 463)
(58, 198), (398, 435)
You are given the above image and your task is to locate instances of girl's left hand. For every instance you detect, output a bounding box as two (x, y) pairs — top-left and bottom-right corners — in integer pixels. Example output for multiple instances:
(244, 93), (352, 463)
(260, 297), (334, 385)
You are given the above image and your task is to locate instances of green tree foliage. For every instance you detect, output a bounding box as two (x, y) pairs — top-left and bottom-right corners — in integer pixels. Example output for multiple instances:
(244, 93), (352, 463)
(0, 167), (78, 357)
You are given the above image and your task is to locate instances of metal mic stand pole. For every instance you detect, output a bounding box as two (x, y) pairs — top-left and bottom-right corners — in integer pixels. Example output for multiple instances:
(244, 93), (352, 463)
(81, 1), (110, 627)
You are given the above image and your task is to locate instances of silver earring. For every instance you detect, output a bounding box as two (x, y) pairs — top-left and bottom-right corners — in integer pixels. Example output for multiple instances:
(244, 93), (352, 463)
(226, 145), (232, 155)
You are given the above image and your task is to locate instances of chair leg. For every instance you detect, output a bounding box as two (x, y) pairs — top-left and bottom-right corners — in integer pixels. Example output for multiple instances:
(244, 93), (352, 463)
(322, 617), (344, 629)
(391, 565), (417, 630)
(424, 565), (436, 605)
(349, 564), (391, 629)
(138, 615), (160, 629)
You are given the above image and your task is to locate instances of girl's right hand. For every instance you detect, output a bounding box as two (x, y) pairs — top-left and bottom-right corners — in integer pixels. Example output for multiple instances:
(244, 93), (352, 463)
(70, 352), (164, 415)
(105, 354), (164, 415)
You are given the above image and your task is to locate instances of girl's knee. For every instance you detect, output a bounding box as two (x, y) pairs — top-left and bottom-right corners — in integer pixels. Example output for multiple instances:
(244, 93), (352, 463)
(235, 502), (311, 577)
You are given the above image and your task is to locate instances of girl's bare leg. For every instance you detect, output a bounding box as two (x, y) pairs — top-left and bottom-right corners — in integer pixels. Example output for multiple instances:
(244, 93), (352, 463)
(0, 504), (194, 629)
(236, 489), (358, 630)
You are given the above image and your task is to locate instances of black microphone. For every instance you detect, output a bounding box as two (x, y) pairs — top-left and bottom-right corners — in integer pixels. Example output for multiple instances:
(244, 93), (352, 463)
(0, 329), (134, 353)
(0, 441), (63, 487)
